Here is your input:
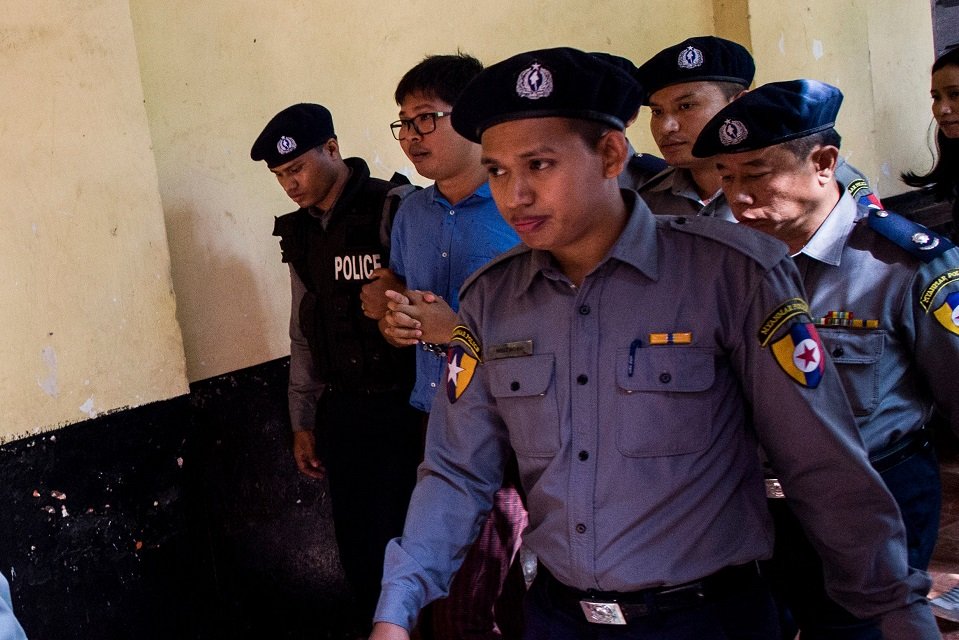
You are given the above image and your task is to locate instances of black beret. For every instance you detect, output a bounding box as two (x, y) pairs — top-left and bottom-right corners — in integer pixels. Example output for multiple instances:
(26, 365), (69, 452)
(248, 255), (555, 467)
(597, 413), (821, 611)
(250, 103), (335, 168)
(451, 47), (643, 144)
(692, 79), (843, 157)
(590, 51), (639, 77)
(635, 36), (755, 104)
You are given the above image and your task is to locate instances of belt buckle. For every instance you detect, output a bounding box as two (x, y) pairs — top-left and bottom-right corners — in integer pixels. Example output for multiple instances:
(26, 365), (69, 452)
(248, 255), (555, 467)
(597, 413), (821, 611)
(765, 478), (785, 499)
(579, 599), (628, 625)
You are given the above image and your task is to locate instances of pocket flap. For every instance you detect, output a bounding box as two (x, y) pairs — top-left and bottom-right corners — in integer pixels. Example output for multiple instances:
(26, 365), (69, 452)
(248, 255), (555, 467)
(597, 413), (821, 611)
(819, 330), (883, 365)
(616, 347), (715, 392)
(489, 354), (554, 398)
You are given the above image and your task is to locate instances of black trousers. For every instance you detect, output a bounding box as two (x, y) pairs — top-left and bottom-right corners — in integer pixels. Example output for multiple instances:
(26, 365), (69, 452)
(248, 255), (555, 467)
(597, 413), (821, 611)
(318, 388), (424, 628)
(763, 445), (941, 640)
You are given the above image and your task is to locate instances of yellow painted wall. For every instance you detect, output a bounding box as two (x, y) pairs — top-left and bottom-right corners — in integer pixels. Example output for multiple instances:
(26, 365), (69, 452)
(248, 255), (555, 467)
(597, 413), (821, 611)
(744, 0), (935, 197)
(1, 1), (937, 440)
(128, 0), (714, 382)
(0, 2), (188, 441)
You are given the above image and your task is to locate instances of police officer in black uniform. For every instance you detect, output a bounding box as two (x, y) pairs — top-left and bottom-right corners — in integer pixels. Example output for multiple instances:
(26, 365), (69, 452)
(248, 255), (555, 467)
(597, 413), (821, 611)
(251, 103), (422, 635)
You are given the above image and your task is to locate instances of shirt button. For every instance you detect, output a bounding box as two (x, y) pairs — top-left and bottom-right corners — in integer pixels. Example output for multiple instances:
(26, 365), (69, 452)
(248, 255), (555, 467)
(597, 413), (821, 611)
(578, 450), (589, 461)
(449, 210), (455, 216)
(441, 251), (449, 258)
(579, 304), (590, 315)
(577, 374), (588, 385)
(510, 381), (521, 391)
(659, 372), (672, 384)
(832, 346), (845, 358)
(575, 523), (587, 534)
(430, 382), (437, 388)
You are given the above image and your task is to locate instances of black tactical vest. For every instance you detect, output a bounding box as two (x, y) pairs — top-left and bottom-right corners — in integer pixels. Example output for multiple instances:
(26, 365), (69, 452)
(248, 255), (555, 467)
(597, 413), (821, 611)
(273, 158), (415, 393)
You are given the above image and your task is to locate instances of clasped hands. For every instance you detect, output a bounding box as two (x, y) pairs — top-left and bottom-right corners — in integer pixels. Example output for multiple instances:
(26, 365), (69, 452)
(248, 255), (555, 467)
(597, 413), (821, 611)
(360, 268), (457, 348)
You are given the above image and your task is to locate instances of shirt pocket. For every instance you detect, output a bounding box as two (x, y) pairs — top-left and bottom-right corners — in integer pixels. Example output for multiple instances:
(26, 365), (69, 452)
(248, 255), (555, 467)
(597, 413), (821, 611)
(488, 354), (560, 457)
(614, 347), (715, 457)
(818, 330), (883, 416)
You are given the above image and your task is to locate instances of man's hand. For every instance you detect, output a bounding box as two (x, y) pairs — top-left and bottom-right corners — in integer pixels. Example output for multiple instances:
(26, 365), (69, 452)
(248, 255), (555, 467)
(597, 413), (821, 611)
(368, 622), (410, 640)
(361, 268), (405, 320)
(382, 289), (458, 346)
(292, 430), (325, 479)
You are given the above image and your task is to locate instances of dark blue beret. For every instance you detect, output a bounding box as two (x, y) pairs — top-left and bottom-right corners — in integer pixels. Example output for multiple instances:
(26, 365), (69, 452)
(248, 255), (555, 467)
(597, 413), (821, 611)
(251, 103), (335, 168)
(692, 79), (843, 157)
(451, 47), (643, 144)
(635, 36), (755, 104)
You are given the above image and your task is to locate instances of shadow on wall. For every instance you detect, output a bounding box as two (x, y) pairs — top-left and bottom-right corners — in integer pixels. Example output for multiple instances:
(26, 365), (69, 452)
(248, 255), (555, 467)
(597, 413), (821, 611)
(165, 200), (278, 381)
(0, 358), (356, 640)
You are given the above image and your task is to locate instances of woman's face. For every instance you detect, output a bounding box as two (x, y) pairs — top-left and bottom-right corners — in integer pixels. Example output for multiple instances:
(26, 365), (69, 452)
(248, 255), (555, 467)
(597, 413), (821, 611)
(932, 63), (959, 139)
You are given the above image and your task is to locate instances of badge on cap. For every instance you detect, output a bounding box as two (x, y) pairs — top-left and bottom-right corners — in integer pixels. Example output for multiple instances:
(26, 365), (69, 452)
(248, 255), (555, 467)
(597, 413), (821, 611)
(677, 46), (705, 69)
(719, 119), (748, 146)
(934, 292), (959, 336)
(277, 136), (297, 155)
(516, 62), (553, 100)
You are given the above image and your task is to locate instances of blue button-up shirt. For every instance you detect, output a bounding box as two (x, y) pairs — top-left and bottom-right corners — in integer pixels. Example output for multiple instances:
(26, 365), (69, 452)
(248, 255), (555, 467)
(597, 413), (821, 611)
(793, 191), (959, 452)
(390, 182), (519, 412)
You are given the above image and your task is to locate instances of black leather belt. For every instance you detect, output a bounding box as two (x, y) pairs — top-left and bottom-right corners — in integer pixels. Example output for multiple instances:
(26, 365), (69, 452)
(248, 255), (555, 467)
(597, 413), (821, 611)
(539, 562), (761, 625)
(870, 426), (932, 474)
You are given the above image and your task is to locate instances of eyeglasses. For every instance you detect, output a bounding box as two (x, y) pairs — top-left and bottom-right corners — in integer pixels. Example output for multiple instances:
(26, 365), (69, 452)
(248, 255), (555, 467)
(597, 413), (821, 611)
(389, 111), (452, 140)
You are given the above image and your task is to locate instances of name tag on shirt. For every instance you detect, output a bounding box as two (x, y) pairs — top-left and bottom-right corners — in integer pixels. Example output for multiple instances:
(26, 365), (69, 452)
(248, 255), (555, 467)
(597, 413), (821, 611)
(487, 340), (533, 360)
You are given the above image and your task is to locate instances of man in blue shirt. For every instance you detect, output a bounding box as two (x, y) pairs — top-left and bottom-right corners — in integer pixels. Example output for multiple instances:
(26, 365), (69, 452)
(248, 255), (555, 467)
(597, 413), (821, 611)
(361, 53), (525, 640)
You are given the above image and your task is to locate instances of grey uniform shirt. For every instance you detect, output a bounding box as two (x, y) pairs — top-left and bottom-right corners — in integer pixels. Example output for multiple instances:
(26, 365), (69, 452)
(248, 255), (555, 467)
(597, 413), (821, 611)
(374, 193), (935, 636)
(794, 191), (959, 452)
(287, 265), (323, 432)
(636, 166), (733, 220)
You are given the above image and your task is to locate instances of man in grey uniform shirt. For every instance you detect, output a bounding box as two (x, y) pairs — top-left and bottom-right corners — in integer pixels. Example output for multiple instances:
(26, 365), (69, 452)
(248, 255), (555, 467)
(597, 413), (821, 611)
(369, 48), (938, 640)
(635, 36), (880, 220)
(695, 78), (959, 639)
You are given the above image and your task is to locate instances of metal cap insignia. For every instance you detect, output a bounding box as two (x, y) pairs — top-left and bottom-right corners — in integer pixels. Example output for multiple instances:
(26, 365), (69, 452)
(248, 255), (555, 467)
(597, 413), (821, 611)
(277, 136), (297, 155)
(677, 46), (705, 69)
(515, 62), (553, 100)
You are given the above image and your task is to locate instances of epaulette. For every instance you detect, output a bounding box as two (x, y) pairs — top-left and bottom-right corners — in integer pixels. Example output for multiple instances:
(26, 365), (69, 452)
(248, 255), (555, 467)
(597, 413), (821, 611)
(665, 215), (788, 270)
(866, 209), (955, 263)
(628, 153), (668, 177)
(459, 243), (531, 296)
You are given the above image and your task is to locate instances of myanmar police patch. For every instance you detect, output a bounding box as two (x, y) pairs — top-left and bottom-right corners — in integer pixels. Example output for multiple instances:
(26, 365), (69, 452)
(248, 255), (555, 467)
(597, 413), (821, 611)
(933, 292), (959, 337)
(771, 323), (825, 388)
(447, 325), (482, 404)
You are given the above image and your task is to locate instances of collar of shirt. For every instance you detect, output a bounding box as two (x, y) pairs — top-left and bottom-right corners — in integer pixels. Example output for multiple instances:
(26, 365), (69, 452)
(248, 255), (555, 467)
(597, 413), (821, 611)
(795, 190), (857, 266)
(428, 180), (493, 208)
(513, 191), (660, 295)
(641, 166), (697, 198)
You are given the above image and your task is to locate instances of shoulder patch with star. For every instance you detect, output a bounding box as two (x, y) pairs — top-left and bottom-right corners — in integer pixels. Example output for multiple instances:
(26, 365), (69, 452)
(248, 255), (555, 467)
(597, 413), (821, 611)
(447, 325), (482, 404)
(758, 298), (825, 388)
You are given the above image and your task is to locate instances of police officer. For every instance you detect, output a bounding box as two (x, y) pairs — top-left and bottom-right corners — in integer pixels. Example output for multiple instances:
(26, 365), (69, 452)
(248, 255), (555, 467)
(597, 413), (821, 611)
(635, 36), (881, 220)
(694, 79), (959, 639)
(251, 103), (423, 635)
(368, 48), (938, 640)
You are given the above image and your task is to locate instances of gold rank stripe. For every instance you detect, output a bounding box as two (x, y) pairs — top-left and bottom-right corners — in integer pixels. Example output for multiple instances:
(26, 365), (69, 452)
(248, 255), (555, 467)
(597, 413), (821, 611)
(648, 332), (692, 345)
